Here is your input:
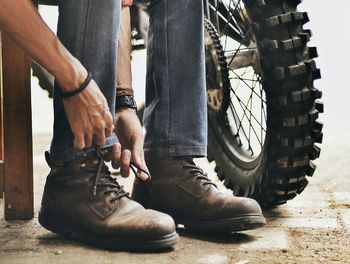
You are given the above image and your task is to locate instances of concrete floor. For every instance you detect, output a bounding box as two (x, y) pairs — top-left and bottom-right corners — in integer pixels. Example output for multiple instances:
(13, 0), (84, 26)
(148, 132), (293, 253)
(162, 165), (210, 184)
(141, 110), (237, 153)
(1, 127), (350, 263)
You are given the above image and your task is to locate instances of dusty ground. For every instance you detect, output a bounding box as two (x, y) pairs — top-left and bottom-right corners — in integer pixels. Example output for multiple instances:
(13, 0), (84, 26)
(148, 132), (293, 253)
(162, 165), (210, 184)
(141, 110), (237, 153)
(1, 1), (350, 263)
(1, 127), (349, 264)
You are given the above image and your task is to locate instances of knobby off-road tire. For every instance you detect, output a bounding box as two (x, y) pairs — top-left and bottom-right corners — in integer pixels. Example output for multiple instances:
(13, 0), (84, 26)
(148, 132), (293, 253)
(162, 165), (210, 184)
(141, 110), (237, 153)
(32, 62), (54, 98)
(206, 0), (323, 206)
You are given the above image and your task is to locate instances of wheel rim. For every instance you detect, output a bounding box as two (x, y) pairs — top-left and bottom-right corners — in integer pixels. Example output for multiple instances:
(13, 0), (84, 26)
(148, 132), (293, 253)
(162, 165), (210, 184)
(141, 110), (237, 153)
(207, 0), (267, 167)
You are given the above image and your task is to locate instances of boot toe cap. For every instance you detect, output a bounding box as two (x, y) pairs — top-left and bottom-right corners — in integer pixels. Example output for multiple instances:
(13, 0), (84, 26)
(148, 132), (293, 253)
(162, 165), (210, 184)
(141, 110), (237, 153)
(237, 197), (263, 215)
(142, 209), (177, 238)
(107, 209), (176, 240)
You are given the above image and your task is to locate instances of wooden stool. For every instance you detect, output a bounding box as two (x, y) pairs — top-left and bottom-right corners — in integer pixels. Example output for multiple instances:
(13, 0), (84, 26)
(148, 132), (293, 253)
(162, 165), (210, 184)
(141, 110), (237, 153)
(0, 1), (63, 220)
(0, 32), (34, 220)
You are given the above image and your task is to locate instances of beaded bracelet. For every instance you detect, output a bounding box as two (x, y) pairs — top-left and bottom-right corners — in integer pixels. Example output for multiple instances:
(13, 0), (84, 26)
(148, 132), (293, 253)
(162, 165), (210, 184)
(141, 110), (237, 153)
(59, 72), (92, 99)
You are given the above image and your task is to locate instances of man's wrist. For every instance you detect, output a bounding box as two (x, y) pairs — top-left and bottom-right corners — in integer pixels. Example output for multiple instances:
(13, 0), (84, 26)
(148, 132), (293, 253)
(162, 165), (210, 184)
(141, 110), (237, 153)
(115, 106), (137, 114)
(58, 72), (92, 99)
(115, 95), (137, 112)
(53, 56), (88, 93)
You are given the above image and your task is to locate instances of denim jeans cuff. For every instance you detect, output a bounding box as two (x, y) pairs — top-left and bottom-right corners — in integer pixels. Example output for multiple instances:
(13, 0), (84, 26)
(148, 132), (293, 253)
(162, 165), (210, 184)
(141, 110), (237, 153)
(49, 134), (118, 163)
(144, 146), (207, 159)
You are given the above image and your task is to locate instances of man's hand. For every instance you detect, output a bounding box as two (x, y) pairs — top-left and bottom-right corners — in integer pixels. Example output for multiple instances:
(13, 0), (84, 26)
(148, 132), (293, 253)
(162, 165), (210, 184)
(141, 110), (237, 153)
(122, 0), (133, 6)
(112, 108), (149, 181)
(63, 79), (114, 149)
(0, 0), (114, 150)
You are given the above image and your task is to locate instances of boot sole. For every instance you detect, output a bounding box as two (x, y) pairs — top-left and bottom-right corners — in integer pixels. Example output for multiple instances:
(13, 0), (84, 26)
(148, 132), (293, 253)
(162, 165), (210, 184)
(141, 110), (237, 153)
(38, 211), (179, 251)
(176, 214), (266, 232)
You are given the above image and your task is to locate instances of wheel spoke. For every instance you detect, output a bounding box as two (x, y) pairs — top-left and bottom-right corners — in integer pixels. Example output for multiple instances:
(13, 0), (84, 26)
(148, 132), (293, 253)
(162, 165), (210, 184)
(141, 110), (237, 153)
(231, 70), (266, 103)
(207, 0), (267, 160)
(218, 0), (245, 36)
(226, 27), (253, 71)
(211, 0), (241, 34)
(210, 0), (250, 44)
(226, 49), (256, 70)
(230, 86), (266, 133)
(231, 77), (257, 82)
(229, 101), (251, 147)
(248, 87), (253, 153)
(229, 98), (263, 149)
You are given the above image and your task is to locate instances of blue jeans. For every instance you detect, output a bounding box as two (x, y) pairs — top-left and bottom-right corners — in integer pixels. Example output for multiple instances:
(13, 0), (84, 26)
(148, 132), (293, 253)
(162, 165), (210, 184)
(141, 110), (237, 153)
(143, 0), (207, 158)
(50, 0), (120, 162)
(50, 0), (207, 162)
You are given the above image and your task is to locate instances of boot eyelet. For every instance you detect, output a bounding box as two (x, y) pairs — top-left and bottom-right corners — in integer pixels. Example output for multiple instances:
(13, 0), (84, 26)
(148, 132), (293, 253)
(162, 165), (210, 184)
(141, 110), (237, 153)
(80, 163), (86, 168)
(106, 197), (114, 204)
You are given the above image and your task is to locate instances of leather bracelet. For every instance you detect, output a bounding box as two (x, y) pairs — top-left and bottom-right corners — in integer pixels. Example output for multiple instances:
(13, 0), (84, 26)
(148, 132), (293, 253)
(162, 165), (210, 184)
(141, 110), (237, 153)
(59, 72), (92, 99)
(115, 95), (137, 112)
(116, 87), (134, 97)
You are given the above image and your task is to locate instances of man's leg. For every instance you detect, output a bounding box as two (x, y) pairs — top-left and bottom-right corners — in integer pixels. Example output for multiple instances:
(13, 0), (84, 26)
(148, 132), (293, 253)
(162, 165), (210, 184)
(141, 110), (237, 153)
(39, 0), (178, 251)
(50, 0), (120, 162)
(133, 0), (266, 232)
(143, 0), (207, 158)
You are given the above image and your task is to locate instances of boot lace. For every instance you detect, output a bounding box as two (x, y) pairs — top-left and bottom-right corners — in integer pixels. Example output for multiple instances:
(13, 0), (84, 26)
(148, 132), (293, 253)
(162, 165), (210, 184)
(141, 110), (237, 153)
(183, 164), (217, 188)
(91, 147), (150, 201)
(91, 148), (129, 202)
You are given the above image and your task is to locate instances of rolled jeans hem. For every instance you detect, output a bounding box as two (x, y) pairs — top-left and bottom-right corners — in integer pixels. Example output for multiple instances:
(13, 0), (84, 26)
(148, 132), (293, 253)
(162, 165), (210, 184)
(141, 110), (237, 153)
(144, 146), (207, 159)
(50, 134), (118, 163)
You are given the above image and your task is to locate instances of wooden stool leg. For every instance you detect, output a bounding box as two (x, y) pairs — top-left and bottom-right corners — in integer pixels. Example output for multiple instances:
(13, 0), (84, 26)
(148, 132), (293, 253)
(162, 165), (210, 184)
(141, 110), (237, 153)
(2, 34), (33, 220)
(0, 34), (3, 199)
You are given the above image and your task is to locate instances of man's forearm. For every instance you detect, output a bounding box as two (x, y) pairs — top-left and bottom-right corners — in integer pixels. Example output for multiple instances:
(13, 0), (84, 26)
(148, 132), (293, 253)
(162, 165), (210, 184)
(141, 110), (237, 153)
(117, 7), (133, 95)
(0, 0), (86, 91)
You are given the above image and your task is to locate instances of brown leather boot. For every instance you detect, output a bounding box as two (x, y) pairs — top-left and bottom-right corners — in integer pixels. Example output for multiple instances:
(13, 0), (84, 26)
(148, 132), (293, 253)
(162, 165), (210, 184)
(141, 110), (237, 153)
(132, 157), (266, 232)
(39, 151), (178, 251)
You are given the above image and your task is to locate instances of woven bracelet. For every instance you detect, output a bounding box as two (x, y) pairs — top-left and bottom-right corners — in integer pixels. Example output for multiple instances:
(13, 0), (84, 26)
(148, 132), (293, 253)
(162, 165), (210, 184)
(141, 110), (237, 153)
(116, 87), (134, 97)
(60, 72), (92, 99)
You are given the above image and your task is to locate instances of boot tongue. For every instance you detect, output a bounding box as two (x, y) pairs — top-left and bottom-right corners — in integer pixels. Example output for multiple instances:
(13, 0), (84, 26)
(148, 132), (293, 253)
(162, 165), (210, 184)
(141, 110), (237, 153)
(181, 158), (218, 189)
(94, 167), (129, 199)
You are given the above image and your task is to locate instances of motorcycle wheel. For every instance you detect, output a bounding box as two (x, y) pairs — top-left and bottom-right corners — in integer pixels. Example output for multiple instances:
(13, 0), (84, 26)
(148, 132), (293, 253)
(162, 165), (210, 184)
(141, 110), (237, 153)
(205, 0), (323, 206)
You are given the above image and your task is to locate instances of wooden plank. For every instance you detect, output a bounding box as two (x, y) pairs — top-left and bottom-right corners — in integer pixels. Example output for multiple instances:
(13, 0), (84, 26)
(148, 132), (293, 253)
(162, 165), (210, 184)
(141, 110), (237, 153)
(2, 34), (33, 220)
(0, 162), (3, 199)
(0, 33), (3, 199)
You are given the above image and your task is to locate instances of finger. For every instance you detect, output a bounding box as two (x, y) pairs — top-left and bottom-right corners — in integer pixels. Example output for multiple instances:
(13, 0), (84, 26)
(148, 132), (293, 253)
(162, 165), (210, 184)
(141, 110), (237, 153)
(120, 149), (131, 177)
(131, 130), (144, 155)
(130, 139), (150, 181)
(105, 127), (113, 139)
(84, 132), (93, 148)
(74, 132), (85, 150)
(129, 131), (149, 180)
(105, 128), (112, 139)
(131, 154), (150, 181)
(112, 143), (121, 169)
(104, 112), (114, 137)
(94, 124), (106, 146)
